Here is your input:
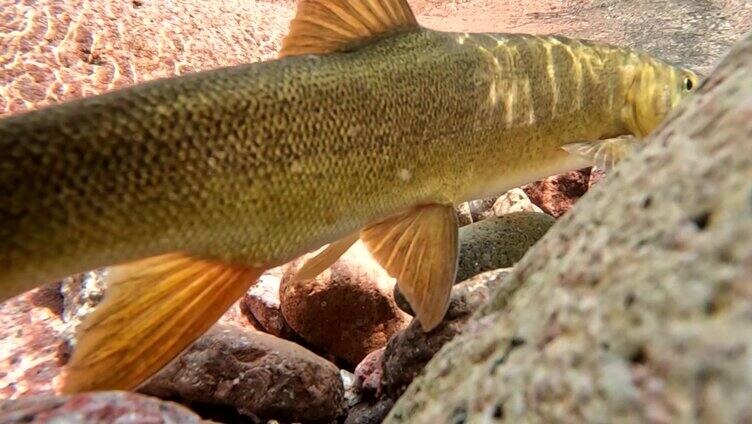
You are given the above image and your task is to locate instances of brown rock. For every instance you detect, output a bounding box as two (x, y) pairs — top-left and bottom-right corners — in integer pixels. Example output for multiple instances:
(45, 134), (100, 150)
(242, 266), (298, 339)
(345, 399), (396, 424)
(355, 348), (385, 397)
(0, 391), (204, 423)
(523, 167), (592, 217)
(280, 242), (410, 366)
(140, 324), (345, 423)
(382, 269), (511, 398)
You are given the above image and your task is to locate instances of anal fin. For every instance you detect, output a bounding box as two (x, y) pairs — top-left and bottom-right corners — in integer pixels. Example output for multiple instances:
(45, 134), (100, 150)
(360, 204), (458, 331)
(60, 253), (264, 393)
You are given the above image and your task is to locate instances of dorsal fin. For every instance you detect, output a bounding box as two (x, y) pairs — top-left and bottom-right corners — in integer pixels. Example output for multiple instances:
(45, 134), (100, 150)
(279, 0), (419, 57)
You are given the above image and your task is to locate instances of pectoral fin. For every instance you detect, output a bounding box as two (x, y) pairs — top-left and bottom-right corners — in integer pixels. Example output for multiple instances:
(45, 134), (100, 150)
(561, 136), (642, 170)
(61, 253), (264, 393)
(360, 204), (458, 331)
(290, 232), (359, 281)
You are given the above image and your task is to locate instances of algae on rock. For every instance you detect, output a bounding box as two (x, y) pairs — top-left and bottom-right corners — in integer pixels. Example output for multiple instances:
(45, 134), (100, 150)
(387, 31), (752, 424)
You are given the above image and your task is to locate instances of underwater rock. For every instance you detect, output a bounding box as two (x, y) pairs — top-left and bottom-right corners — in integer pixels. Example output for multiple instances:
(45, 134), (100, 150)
(523, 167), (592, 218)
(345, 398), (396, 424)
(492, 188), (544, 215)
(455, 202), (473, 226)
(466, 197), (497, 222)
(140, 324), (345, 423)
(341, 369), (362, 408)
(242, 266), (299, 339)
(355, 348), (385, 398)
(280, 241), (410, 366)
(386, 32), (752, 423)
(394, 212), (553, 316)
(0, 391), (204, 423)
(0, 285), (66, 398)
(456, 212), (555, 283)
(383, 269), (511, 399)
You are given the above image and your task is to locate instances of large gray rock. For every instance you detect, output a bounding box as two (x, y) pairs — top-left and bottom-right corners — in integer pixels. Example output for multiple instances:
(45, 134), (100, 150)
(387, 31), (752, 424)
(140, 324), (345, 423)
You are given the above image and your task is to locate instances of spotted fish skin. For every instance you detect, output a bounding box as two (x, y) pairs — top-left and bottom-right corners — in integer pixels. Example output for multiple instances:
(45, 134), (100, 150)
(0, 29), (696, 298)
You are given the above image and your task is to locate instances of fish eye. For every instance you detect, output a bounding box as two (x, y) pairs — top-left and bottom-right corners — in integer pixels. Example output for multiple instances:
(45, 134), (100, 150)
(683, 77), (693, 91)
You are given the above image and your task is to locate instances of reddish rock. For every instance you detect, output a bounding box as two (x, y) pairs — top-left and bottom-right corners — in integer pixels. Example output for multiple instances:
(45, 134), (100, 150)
(382, 269), (512, 398)
(0, 391), (204, 423)
(280, 241), (410, 367)
(523, 167), (593, 217)
(0, 284), (66, 398)
(241, 266), (298, 339)
(355, 348), (385, 398)
(140, 324), (345, 423)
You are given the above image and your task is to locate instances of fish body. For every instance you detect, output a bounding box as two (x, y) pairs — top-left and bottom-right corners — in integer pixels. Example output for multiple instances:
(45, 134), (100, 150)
(0, 29), (695, 297)
(0, 0), (698, 393)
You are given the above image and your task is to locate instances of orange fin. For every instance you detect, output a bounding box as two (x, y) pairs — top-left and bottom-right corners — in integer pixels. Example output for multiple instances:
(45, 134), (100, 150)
(61, 253), (264, 393)
(291, 232), (359, 281)
(361, 204), (458, 331)
(279, 0), (419, 57)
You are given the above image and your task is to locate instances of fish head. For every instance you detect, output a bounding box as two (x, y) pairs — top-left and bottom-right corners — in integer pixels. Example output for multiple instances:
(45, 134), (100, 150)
(622, 56), (699, 138)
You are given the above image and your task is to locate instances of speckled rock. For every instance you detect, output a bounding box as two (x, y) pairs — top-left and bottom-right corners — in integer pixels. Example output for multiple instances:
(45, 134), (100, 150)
(0, 391), (204, 423)
(139, 324), (345, 423)
(0, 284), (66, 398)
(280, 241), (410, 366)
(386, 31), (752, 423)
(355, 348), (385, 397)
(383, 269), (512, 399)
(394, 213), (553, 316)
(523, 168), (592, 218)
(242, 266), (299, 339)
(456, 212), (555, 282)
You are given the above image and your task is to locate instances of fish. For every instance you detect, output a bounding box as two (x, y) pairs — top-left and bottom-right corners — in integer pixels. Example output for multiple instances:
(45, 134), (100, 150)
(0, 0), (698, 393)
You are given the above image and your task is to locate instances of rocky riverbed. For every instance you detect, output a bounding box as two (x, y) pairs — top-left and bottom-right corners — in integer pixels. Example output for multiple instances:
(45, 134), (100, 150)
(1, 0), (751, 422)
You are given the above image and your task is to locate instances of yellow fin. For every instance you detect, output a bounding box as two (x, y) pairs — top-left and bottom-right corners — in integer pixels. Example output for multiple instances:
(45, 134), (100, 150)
(291, 232), (359, 281)
(361, 204), (458, 331)
(61, 253), (264, 393)
(561, 136), (641, 170)
(279, 0), (418, 57)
